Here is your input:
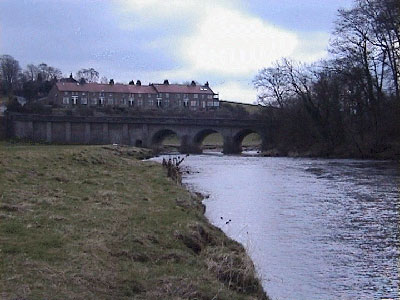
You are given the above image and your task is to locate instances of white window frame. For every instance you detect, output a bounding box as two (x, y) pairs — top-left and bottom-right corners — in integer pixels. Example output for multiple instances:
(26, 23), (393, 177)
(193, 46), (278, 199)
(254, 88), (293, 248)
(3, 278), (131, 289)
(71, 96), (78, 105)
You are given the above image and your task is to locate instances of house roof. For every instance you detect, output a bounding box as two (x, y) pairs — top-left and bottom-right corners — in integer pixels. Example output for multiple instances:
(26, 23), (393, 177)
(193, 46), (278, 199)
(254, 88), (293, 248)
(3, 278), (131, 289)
(55, 82), (157, 94)
(55, 82), (216, 95)
(152, 83), (215, 95)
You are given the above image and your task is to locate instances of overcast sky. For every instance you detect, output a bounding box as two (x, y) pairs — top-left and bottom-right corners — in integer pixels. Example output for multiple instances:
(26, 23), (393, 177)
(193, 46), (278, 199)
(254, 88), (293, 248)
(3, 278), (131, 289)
(0, 0), (353, 103)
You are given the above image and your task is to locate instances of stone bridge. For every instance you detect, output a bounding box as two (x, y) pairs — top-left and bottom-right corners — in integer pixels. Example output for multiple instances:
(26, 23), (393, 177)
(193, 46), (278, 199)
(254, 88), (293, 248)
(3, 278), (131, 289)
(6, 113), (267, 154)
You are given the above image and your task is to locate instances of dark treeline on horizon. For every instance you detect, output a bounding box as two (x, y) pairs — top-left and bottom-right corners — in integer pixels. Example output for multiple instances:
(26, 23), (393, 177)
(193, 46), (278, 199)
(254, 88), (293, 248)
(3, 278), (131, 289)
(0, 56), (109, 101)
(254, 0), (399, 158)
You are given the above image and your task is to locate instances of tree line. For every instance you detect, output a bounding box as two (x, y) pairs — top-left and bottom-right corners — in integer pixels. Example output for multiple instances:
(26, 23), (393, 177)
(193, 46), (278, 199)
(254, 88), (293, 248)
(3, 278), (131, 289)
(0, 56), (107, 101)
(254, 0), (399, 158)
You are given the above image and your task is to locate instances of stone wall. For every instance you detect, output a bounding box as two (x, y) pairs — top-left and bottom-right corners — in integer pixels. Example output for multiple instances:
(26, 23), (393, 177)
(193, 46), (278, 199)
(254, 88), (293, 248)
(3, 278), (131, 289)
(6, 113), (267, 154)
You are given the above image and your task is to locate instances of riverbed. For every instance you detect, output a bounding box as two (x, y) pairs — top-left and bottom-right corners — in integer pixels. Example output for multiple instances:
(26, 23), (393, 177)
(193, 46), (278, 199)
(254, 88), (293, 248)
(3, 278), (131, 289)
(163, 154), (399, 300)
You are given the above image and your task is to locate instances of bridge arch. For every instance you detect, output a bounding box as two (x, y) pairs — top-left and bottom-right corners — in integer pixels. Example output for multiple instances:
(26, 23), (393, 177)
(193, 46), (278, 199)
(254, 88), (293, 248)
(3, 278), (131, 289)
(150, 128), (180, 152)
(224, 128), (266, 154)
(191, 128), (224, 153)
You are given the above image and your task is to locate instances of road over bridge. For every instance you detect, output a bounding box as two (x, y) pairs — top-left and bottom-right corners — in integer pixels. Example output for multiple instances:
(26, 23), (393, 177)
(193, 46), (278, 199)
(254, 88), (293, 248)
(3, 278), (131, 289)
(6, 113), (267, 154)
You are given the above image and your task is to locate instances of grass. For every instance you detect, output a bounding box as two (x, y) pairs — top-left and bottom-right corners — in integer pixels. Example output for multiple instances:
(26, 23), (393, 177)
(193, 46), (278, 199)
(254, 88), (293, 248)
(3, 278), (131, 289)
(0, 142), (268, 299)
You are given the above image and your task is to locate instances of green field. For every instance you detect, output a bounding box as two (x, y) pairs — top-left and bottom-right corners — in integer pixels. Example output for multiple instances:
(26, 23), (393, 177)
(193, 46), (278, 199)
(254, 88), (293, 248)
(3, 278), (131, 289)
(0, 143), (267, 299)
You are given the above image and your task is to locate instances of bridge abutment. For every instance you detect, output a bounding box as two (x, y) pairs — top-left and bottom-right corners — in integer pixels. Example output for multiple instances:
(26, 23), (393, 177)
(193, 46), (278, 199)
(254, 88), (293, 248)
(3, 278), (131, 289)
(223, 136), (242, 154)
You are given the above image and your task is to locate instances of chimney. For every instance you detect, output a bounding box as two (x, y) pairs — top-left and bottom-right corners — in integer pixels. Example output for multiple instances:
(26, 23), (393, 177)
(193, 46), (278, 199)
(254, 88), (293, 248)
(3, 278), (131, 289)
(109, 79), (114, 85)
(163, 79), (169, 85)
(191, 80), (196, 86)
(69, 73), (73, 79)
(205, 81), (209, 87)
(129, 80), (135, 85)
(136, 80), (141, 86)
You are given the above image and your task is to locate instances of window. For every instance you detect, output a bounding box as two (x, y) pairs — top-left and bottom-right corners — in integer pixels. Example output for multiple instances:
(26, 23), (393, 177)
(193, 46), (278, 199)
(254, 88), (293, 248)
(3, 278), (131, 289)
(157, 93), (162, 98)
(148, 93), (152, 98)
(183, 94), (188, 98)
(183, 99), (188, 107)
(62, 97), (69, 104)
(122, 99), (127, 105)
(165, 93), (169, 98)
(129, 99), (134, 107)
(138, 93), (142, 98)
(108, 98), (114, 105)
(190, 100), (197, 106)
(138, 99), (143, 106)
(165, 99), (169, 107)
(176, 94), (181, 99)
(194, 94), (198, 99)
(214, 101), (220, 107)
(157, 98), (162, 107)
(109, 93), (113, 97)
(207, 95), (212, 99)
(100, 92), (105, 97)
(201, 94), (205, 99)
(149, 99), (154, 106)
(99, 97), (104, 105)
(64, 91), (69, 95)
(81, 97), (88, 105)
(71, 96), (78, 105)
(82, 92), (86, 96)
(207, 101), (213, 106)
(91, 98), (97, 105)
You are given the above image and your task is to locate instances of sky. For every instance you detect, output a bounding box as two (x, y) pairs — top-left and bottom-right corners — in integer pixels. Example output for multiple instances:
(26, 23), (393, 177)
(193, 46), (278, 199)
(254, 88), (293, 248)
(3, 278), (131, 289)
(0, 0), (354, 103)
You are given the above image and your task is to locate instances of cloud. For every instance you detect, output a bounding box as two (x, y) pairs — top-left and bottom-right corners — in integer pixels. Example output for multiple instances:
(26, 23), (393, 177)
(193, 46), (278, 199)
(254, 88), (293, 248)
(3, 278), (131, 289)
(114, 0), (301, 78)
(214, 81), (257, 104)
(181, 5), (299, 76)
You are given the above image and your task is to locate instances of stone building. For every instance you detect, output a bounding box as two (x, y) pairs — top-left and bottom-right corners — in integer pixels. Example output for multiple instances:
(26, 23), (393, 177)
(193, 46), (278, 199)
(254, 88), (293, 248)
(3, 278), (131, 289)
(47, 79), (220, 110)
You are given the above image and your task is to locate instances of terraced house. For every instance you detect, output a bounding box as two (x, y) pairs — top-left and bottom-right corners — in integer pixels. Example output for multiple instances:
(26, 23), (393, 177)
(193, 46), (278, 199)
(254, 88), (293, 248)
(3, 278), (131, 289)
(47, 79), (220, 110)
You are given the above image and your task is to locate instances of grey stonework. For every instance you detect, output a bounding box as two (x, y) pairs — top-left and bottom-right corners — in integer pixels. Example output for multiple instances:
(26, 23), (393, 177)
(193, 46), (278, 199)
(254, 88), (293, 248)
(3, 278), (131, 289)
(6, 113), (267, 154)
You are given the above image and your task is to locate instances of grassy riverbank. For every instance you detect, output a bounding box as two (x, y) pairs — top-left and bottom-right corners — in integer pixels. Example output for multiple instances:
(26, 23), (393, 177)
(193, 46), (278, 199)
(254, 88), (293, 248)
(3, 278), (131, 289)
(0, 142), (268, 299)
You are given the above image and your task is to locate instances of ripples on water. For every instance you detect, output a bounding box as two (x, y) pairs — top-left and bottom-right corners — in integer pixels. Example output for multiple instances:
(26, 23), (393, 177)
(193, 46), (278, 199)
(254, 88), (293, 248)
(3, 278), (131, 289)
(169, 154), (399, 300)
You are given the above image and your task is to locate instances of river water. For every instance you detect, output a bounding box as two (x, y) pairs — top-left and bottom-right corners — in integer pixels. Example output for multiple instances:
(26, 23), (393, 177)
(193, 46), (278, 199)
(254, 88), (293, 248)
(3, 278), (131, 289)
(165, 154), (399, 300)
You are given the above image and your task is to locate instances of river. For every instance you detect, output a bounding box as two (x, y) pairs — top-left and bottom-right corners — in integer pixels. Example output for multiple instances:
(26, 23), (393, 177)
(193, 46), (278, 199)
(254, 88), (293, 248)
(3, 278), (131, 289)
(158, 153), (399, 300)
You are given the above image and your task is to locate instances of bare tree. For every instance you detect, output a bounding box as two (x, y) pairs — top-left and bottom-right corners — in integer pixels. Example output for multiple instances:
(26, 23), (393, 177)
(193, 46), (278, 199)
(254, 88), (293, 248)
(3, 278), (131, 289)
(253, 61), (290, 108)
(76, 68), (99, 83)
(0, 55), (21, 93)
(37, 63), (62, 81)
(24, 64), (40, 82)
(100, 76), (108, 84)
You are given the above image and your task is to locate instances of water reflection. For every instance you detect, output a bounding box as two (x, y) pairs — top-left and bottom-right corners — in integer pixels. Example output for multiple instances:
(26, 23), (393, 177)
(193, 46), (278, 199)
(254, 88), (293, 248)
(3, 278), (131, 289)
(177, 155), (399, 300)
